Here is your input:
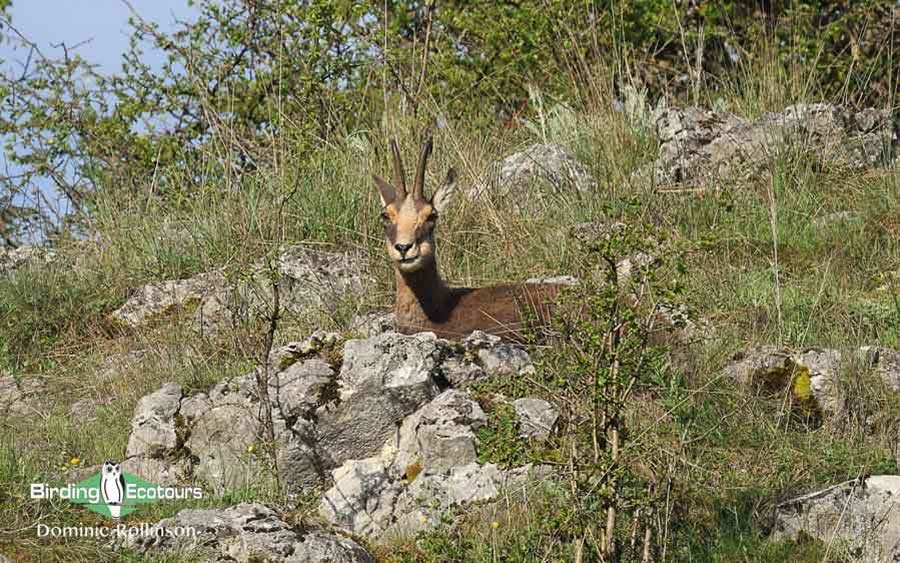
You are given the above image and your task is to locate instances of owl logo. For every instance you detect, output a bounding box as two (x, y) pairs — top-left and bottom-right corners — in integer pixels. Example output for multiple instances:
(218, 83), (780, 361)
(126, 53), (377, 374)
(100, 460), (126, 519)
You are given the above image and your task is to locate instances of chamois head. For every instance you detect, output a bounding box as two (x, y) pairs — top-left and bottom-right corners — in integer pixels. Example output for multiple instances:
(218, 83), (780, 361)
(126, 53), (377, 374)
(373, 137), (456, 273)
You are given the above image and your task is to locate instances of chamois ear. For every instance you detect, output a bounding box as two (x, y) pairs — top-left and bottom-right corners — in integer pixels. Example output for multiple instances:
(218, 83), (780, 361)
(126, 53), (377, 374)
(373, 175), (396, 207)
(431, 167), (457, 212)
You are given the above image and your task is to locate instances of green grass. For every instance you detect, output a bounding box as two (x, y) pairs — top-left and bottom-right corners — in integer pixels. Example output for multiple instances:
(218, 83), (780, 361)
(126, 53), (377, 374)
(2, 56), (900, 561)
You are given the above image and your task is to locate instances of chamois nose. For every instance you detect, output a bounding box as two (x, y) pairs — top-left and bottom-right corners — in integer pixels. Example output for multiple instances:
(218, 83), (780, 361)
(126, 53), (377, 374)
(394, 242), (413, 256)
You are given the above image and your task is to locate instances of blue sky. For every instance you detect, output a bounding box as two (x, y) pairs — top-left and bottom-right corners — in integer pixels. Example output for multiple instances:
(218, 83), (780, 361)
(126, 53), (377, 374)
(1, 1), (197, 240)
(2, 0), (196, 74)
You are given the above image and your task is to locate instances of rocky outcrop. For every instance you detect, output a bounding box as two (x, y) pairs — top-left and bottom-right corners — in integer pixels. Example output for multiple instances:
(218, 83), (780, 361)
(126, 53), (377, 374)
(123, 333), (341, 490)
(471, 143), (596, 199)
(724, 345), (900, 425)
(121, 502), (374, 563)
(654, 104), (897, 186)
(123, 330), (536, 496)
(387, 389), (487, 480)
(348, 311), (396, 338)
(321, 458), (539, 539)
(195, 245), (372, 334)
(120, 326), (550, 546)
(119, 327), (548, 548)
(315, 332), (445, 466)
(112, 245), (372, 331)
(319, 389), (541, 538)
(723, 347), (843, 421)
(0, 374), (44, 419)
(774, 476), (900, 562)
(126, 382), (183, 459)
(0, 245), (56, 276)
(112, 272), (225, 328)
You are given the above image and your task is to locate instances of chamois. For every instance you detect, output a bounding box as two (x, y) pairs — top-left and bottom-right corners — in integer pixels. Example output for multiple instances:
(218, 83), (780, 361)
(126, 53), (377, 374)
(373, 137), (565, 340)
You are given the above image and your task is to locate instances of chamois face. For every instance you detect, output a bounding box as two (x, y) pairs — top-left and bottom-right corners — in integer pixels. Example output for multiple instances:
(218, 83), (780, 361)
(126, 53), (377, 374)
(380, 196), (439, 272)
(373, 138), (455, 273)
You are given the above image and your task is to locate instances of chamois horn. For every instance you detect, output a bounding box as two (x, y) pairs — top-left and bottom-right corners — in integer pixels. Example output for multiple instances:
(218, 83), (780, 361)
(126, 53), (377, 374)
(413, 136), (433, 200)
(390, 139), (407, 200)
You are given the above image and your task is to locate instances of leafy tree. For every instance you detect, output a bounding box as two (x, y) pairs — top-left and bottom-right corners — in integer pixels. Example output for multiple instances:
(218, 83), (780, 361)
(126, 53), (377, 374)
(0, 0), (897, 245)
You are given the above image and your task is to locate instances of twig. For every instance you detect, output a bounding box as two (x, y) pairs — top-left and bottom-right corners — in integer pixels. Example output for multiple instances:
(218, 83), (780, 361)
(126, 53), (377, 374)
(255, 262), (281, 477)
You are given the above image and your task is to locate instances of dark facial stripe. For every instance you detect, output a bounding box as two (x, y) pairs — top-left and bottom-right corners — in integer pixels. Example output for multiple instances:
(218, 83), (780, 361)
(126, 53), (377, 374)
(385, 223), (398, 244)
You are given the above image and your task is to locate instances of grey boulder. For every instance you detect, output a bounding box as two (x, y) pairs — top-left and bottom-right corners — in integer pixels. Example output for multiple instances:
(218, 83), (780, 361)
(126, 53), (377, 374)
(774, 476), (900, 562)
(315, 332), (444, 466)
(514, 397), (558, 440)
(120, 502), (374, 563)
(471, 143), (596, 199)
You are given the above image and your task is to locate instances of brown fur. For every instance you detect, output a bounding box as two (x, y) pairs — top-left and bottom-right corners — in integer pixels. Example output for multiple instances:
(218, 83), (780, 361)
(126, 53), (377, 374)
(393, 263), (564, 340)
(375, 137), (564, 341)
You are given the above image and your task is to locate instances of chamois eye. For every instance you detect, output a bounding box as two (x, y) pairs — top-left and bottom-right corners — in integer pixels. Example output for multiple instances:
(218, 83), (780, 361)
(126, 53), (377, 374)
(380, 211), (391, 225)
(426, 211), (438, 223)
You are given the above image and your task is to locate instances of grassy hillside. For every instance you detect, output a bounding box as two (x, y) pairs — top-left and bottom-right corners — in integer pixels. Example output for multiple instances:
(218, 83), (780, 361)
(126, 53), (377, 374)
(1, 16), (899, 559)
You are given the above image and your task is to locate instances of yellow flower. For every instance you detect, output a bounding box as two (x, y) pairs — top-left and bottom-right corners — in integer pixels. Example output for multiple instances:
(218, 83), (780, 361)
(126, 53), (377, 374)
(491, 521), (500, 529)
(69, 457), (80, 466)
(246, 444), (254, 454)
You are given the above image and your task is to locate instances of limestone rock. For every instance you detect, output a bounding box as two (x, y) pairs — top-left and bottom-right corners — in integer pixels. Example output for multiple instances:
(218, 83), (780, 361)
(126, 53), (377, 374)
(121, 502), (374, 563)
(440, 355), (486, 388)
(277, 418), (329, 493)
(123, 355), (337, 493)
(723, 347), (843, 421)
(125, 383), (183, 459)
(0, 245), (56, 275)
(348, 311), (396, 338)
(387, 389), (487, 480)
(113, 272), (224, 328)
(287, 532), (375, 563)
(320, 455), (542, 539)
(316, 332), (443, 465)
(386, 462), (537, 537)
(121, 382), (189, 484)
(194, 246), (371, 334)
(185, 358), (336, 492)
(471, 143), (596, 199)
(513, 398), (558, 440)
(319, 458), (402, 538)
(319, 384), (544, 539)
(654, 104), (897, 186)
(269, 331), (339, 372)
(774, 476), (900, 561)
(275, 358), (336, 420)
(0, 374), (44, 418)
(276, 245), (372, 316)
(185, 402), (261, 491)
(723, 347), (793, 388)
(859, 346), (900, 391)
(463, 331), (534, 377)
(111, 273), (224, 327)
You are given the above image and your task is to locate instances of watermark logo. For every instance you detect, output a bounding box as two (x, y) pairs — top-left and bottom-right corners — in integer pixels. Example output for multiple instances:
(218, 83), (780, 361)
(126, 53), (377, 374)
(30, 460), (203, 519)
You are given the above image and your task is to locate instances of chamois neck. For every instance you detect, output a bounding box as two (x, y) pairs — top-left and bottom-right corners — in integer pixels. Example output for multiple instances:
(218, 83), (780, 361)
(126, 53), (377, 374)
(394, 259), (451, 317)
